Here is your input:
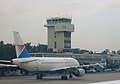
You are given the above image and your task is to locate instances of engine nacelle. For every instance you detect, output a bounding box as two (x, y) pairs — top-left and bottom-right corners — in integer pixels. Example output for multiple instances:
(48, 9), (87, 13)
(73, 68), (85, 77)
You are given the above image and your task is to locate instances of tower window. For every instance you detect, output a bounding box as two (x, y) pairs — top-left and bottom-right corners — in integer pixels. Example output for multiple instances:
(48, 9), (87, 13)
(64, 31), (71, 37)
(54, 42), (56, 48)
(54, 32), (56, 38)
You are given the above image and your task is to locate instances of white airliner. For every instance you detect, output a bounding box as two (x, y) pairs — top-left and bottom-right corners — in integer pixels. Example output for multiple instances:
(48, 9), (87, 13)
(2, 31), (85, 80)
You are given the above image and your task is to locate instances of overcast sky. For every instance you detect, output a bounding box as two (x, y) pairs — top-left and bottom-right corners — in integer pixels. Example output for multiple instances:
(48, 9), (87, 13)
(0, 0), (120, 52)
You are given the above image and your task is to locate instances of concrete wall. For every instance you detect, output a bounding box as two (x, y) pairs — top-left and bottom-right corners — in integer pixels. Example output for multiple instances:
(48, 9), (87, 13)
(56, 32), (64, 49)
(54, 23), (74, 32)
(48, 27), (54, 49)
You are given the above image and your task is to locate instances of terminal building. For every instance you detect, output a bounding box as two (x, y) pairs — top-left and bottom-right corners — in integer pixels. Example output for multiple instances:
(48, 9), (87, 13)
(44, 17), (74, 52)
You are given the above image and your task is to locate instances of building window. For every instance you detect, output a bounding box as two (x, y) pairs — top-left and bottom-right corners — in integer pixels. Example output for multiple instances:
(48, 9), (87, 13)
(64, 43), (71, 48)
(64, 31), (71, 37)
(54, 42), (56, 48)
(54, 32), (56, 38)
(64, 32), (71, 48)
(64, 42), (71, 48)
(47, 18), (71, 24)
(64, 40), (71, 43)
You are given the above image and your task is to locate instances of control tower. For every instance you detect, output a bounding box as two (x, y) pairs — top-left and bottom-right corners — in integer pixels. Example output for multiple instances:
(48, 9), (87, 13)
(44, 17), (74, 52)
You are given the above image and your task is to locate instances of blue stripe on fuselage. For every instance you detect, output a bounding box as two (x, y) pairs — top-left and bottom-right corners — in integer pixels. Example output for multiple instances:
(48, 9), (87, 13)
(32, 70), (64, 75)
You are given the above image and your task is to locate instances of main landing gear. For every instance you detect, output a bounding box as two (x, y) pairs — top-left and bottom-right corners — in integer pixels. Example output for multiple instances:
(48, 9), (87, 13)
(61, 69), (69, 80)
(69, 74), (73, 78)
(61, 74), (73, 80)
(36, 74), (43, 80)
(61, 75), (68, 80)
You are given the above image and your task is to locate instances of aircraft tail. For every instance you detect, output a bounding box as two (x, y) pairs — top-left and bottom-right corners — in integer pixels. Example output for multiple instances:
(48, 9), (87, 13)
(13, 31), (31, 58)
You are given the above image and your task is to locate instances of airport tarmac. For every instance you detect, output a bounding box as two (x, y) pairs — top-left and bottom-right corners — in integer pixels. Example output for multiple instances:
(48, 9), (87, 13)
(1, 72), (120, 84)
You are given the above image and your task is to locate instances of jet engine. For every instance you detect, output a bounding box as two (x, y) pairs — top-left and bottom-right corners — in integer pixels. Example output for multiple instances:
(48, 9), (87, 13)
(73, 68), (85, 77)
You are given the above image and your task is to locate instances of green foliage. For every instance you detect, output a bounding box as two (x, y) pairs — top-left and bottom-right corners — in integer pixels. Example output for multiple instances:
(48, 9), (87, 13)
(0, 41), (47, 60)
(25, 43), (47, 53)
(0, 41), (16, 60)
(117, 50), (120, 55)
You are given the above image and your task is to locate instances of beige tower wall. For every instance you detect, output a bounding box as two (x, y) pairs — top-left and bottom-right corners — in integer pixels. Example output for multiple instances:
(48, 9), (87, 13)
(56, 32), (64, 49)
(48, 27), (54, 49)
(54, 23), (74, 32)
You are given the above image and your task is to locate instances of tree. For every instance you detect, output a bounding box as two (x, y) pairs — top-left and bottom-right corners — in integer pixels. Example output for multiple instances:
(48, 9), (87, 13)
(0, 42), (16, 60)
(89, 51), (93, 54)
(0, 41), (47, 60)
(117, 50), (120, 55)
(0, 41), (4, 59)
(25, 43), (32, 52)
(111, 51), (116, 55)
(101, 49), (110, 54)
(0, 41), (4, 45)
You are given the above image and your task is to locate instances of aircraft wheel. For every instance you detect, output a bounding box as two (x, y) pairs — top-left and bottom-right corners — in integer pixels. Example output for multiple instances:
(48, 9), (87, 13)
(36, 74), (43, 80)
(61, 76), (68, 80)
(69, 74), (73, 78)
